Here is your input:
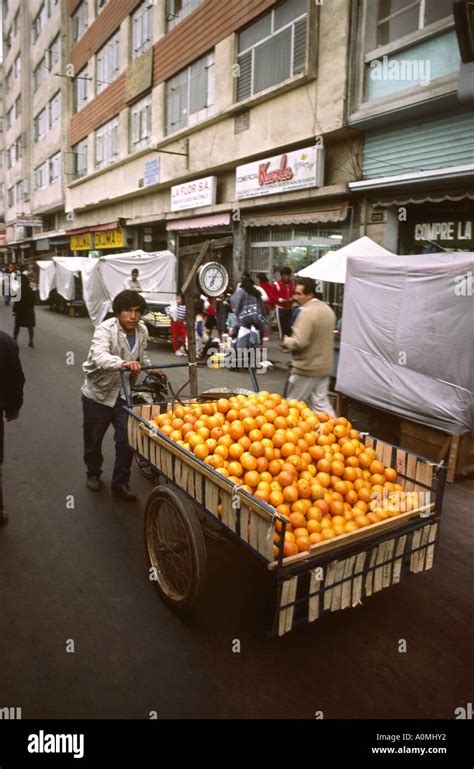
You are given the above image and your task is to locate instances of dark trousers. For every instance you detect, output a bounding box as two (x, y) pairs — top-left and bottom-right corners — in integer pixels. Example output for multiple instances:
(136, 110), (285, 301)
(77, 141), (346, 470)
(276, 307), (293, 340)
(0, 416), (4, 511)
(82, 395), (133, 488)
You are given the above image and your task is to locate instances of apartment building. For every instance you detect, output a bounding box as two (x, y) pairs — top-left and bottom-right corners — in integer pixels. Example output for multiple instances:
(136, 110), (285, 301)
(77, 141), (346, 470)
(347, 0), (474, 254)
(0, 60), (5, 260)
(65, 0), (360, 290)
(2, 0), (70, 262)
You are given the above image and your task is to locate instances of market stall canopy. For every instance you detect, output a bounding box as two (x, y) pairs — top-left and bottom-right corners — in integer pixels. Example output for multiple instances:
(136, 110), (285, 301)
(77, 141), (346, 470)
(296, 236), (395, 283)
(37, 260), (56, 301)
(336, 252), (474, 435)
(81, 250), (176, 326)
(53, 256), (89, 301)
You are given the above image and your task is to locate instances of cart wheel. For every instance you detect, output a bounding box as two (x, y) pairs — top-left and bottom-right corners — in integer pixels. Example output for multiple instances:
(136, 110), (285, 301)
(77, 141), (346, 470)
(134, 453), (159, 482)
(144, 485), (207, 610)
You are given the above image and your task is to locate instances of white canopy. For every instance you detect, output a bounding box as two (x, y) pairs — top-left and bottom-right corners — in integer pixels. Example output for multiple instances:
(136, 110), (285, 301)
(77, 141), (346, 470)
(296, 236), (395, 284)
(37, 260), (56, 301)
(54, 256), (90, 301)
(81, 250), (177, 326)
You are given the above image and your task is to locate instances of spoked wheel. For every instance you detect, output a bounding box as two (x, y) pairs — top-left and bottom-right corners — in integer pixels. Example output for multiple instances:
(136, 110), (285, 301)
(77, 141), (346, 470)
(144, 485), (207, 610)
(135, 453), (160, 482)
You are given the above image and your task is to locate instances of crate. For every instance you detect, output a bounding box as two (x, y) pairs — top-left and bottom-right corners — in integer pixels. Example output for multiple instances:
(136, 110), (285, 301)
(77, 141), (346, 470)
(400, 420), (474, 482)
(128, 406), (446, 637)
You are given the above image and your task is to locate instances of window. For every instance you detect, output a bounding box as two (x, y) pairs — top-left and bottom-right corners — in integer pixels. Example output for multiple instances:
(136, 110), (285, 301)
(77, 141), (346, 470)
(15, 95), (22, 117)
(72, 1), (88, 44)
(375, 0), (453, 46)
(35, 162), (49, 190)
(166, 0), (203, 31)
(165, 51), (214, 135)
(96, 0), (109, 15)
(96, 32), (120, 94)
(48, 35), (60, 69)
(132, 1), (153, 59)
(236, 0), (307, 101)
(6, 106), (14, 131)
(49, 92), (61, 126)
(95, 116), (119, 169)
(7, 188), (14, 208)
(15, 181), (23, 204)
(13, 11), (19, 37)
(34, 58), (47, 89)
(14, 54), (21, 79)
(130, 94), (152, 151)
(49, 152), (61, 183)
(33, 3), (47, 42)
(73, 66), (89, 113)
(4, 26), (12, 54)
(34, 108), (48, 141)
(73, 137), (88, 179)
(6, 68), (14, 91)
(7, 137), (22, 168)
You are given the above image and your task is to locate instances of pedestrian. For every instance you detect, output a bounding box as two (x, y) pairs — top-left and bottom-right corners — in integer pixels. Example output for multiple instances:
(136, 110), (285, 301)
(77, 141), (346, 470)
(256, 272), (276, 341)
(81, 290), (160, 501)
(13, 274), (36, 347)
(166, 292), (187, 356)
(273, 267), (295, 345)
(125, 268), (142, 292)
(0, 330), (25, 525)
(194, 298), (209, 358)
(230, 276), (266, 365)
(282, 277), (336, 417)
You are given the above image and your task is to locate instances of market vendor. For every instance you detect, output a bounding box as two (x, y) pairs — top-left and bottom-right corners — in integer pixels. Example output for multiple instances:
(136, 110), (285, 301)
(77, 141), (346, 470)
(81, 290), (161, 501)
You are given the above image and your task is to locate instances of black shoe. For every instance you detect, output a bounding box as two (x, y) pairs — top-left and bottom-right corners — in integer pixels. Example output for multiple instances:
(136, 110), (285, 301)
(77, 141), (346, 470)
(112, 484), (137, 502)
(86, 476), (102, 491)
(0, 510), (9, 526)
(28, 342), (34, 348)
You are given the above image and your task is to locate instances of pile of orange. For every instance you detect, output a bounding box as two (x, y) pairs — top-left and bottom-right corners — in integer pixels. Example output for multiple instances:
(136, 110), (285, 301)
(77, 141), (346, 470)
(153, 392), (417, 559)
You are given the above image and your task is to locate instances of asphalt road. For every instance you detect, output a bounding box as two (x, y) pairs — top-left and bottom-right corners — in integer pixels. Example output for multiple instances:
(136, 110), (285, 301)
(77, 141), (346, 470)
(0, 303), (472, 719)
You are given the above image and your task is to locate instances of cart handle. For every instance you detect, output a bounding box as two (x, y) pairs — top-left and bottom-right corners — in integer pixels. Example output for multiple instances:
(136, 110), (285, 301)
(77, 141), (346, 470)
(120, 362), (208, 407)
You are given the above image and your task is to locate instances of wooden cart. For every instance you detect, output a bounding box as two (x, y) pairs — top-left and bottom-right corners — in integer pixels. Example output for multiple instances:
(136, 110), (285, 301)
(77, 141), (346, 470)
(127, 399), (447, 637)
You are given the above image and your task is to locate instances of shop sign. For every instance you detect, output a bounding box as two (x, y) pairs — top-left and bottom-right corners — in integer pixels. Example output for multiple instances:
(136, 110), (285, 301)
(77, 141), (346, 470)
(71, 228), (125, 251)
(124, 48), (153, 103)
(171, 176), (217, 212)
(414, 220), (472, 242)
(144, 157), (160, 187)
(236, 145), (324, 200)
(15, 217), (43, 227)
(0, 227), (6, 247)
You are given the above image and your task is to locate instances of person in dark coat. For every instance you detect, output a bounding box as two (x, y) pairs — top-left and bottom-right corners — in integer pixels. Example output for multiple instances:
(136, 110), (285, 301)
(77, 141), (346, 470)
(0, 330), (25, 525)
(13, 274), (36, 347)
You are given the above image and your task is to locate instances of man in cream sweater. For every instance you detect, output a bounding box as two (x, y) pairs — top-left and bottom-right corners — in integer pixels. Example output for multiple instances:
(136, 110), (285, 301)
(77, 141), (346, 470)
(282, 277), (336, 416)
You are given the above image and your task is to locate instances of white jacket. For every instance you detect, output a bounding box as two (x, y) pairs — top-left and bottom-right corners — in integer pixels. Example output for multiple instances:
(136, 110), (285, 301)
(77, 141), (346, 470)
(81, 317), (151, 406)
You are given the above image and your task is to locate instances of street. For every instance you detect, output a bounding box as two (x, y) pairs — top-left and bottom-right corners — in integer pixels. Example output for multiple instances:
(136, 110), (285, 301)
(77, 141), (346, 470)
(0, 302), (472, 720)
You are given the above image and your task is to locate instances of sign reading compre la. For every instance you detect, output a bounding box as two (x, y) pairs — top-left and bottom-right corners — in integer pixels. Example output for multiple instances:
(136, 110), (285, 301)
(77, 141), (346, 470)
(171, 176), (217, 212)
(236, 145), (324, 200)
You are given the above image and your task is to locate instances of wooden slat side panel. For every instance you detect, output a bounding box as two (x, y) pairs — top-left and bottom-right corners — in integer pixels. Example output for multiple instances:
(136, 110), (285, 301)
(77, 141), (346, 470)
(392, 535), (408, 584)
(330, 560), (346, 612)
(341, 556), (356, 610)
(425, 523), (439, 570)
(323, 561), (338, 612)
(405, 453), (417, 491)
(249, 513), (259, 551)
(257, 516), (274, 561)
(308, 569), (323, 622)
(396, 449), (407, 478)
(352, 552), (367, 606)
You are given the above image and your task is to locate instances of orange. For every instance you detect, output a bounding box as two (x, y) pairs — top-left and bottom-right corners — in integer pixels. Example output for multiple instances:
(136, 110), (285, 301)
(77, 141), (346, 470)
(243, 470), (260, 487)
(268, 459), (283, 476)
(321, 528), (336, 540)
(248, 429), (263, 443)
(283, 541), (298, 557)
(216, 398), (231, 413)
(214, 444), (229, 461)
(330, 500), (344, 516)
(367, 512), (381, 524)
(215, 466), (229, 477)
(384, 467), (397, 482)
(241, 452), (257, 471)
(275, 403), (289, 417)
(229, 422), (245, 441)
(309, 532), (323, 544)
(260, 471), (272, 483)
(254, 489), (270, 503)
(309, 445), (326, 462)
(228, 442), (244, 460)
(343, 466), (357, 482)
(344, 521), (358, 533)
(207, 453), (224, 468)
(358, 452), (371, 468)
(340, 441), (356, 457)
(295, 536), (310, 553)
(307, 519), (322, 534)
(269, 490), (284, 507)
(354, 514), (371, 527)
(307, 507), (323, 522)
(369, 460), (385, 475)
(275, 503), (291, 518)
(316, 472), (331, 488)
(264, 409), (277, 424)
(193, 444), (209, 460)
(333, 480), (349, 496)
(227, 461), (243, 478)
(272, 431), (286, 448)
(274, 416), (288, 430)
(316, 458), (331, 474)
(289, 512), (306, 529)
(249, 441), (264, 458)
(331, 460), (345, 477)
(261, 423), (276, 438)
(255, 456), (269, 473)
(315, 499), (330, 516)
(278, 471), (295, 488)
(238, 435), (251, 450)
(282, 485), (298, 504)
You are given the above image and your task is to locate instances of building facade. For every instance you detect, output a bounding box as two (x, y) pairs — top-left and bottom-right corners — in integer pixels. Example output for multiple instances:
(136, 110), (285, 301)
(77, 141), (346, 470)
(64, 0), (360, 308)
(347, 0), (474, 255)
(2, 0), (71, 263)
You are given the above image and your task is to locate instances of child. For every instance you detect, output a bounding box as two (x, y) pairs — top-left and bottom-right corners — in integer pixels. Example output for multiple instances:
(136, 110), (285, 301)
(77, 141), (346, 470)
(166, 292), (187, 356)
(194, 298), (209, 358)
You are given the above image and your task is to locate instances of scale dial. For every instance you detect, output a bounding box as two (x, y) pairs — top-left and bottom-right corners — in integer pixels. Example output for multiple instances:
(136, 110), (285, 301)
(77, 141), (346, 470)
(197, 262), (229, 298)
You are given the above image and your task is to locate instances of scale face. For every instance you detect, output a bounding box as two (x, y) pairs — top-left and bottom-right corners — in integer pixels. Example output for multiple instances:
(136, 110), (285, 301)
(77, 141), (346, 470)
(197, 262), (229, 297)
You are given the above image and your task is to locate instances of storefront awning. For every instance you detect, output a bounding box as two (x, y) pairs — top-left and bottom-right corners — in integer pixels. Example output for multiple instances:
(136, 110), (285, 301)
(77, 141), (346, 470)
(166, 213), (231, 231)
(370, 190), (474, 208)
(66, 221), (121, 235)
(243, 203), (349, 228)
